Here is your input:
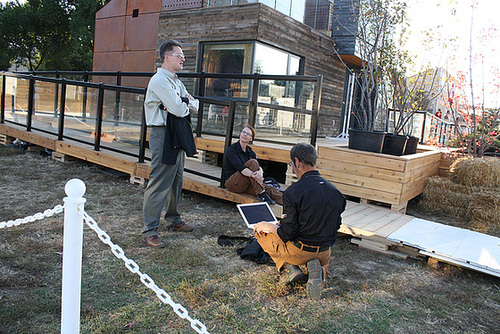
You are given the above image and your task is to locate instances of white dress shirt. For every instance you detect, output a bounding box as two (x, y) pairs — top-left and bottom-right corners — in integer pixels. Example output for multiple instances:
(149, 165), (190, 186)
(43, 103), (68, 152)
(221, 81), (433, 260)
(144, 68), (199, 126)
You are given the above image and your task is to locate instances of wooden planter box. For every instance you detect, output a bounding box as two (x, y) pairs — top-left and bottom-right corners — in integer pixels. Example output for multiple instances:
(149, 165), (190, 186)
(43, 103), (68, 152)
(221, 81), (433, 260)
(317, 144), (442, 213)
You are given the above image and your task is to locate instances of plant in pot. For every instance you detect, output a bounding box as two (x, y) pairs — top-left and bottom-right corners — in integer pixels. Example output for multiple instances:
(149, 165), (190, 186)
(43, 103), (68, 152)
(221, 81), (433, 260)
(384, 65), (443, 155)
(346, 0), (407, 154)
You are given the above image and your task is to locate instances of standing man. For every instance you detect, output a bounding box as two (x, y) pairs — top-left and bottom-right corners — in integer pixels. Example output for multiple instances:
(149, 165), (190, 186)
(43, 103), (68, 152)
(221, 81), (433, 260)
(142, 40), (199, 247)
(253, 143), (346, 299)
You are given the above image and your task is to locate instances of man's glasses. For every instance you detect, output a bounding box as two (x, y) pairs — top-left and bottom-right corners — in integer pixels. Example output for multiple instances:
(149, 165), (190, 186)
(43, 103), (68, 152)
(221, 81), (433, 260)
(169, 53), (185, 59)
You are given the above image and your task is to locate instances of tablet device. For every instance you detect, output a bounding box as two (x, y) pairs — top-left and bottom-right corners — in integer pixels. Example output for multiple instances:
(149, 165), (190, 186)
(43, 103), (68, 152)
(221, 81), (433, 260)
(237, 202), (279, 229)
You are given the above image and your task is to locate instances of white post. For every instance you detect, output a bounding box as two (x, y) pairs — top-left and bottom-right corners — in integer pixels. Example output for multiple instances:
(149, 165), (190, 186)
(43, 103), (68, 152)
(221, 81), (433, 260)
(61, 179), (87, 334)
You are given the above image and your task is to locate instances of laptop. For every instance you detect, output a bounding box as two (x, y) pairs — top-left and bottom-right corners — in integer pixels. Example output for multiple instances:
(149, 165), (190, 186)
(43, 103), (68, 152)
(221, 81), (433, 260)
(237, 202), (279, 230)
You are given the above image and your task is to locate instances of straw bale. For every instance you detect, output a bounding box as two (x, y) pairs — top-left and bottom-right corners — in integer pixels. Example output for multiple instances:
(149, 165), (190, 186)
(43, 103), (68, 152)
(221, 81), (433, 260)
(468, 190), (500, 233)
(423, 176), (477, 196)
(420, 177), (473, 218)
(451, 157), (500, 188)
(421, 201), (469, 218)
(420, 173), (500, 236)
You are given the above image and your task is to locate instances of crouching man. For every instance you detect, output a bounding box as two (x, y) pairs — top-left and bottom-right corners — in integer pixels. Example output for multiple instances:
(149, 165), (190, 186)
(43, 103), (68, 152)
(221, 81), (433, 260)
(253, 143), (346, 299)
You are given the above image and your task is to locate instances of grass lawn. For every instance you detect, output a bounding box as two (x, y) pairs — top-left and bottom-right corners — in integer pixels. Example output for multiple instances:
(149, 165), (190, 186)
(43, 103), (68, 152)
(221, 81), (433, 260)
(0, 145), (499, 333)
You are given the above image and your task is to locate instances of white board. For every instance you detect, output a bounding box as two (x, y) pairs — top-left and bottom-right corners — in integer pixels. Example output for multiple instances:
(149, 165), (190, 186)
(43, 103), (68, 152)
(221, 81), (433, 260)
(387, 218), (500, 277)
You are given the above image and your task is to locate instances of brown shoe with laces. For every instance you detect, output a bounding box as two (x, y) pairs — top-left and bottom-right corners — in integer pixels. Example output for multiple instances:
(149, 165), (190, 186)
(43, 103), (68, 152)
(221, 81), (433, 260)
(168, 221), (194, 232)
(144, 235), (165, 247)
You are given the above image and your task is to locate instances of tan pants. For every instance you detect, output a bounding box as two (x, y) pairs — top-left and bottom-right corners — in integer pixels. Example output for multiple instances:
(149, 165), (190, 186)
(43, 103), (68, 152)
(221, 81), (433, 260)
(224, 159), (283, 205)
(255, 231), (331, 279)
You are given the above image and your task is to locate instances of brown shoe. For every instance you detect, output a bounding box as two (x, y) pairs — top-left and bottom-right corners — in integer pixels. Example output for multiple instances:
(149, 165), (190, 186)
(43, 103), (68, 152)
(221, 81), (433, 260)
(168, 221), (194, 232)
(144, 235), (165, 247)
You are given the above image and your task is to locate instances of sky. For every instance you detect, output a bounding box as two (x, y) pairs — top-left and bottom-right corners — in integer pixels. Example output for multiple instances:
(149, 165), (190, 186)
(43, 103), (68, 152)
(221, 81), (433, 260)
(403, 0), (500, 107)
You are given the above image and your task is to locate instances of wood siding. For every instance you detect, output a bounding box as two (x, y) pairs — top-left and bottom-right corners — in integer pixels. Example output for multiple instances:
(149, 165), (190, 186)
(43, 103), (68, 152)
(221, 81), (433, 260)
(156, 3), (347, 137)
(93, 2), (348, 137)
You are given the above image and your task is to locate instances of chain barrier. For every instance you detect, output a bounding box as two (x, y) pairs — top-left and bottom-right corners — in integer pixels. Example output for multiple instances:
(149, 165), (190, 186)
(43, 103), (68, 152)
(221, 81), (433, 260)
(81, 210), (210, 334)
(0, 203), (208, 333)
(0, 204), (64, 229)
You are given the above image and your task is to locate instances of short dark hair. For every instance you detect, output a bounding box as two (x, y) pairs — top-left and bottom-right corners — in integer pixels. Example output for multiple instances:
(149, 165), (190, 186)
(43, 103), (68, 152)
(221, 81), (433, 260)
(290, 143), (317, 166)
(159, 40), (182, 61)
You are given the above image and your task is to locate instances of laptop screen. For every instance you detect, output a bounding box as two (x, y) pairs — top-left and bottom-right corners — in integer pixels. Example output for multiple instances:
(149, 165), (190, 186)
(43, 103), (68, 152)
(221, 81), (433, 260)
(237, 202), (278, 227)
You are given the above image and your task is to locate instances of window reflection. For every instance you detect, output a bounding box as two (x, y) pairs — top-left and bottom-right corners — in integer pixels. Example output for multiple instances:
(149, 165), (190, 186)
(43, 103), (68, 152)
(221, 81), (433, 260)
(202, 43), (253, 98)
(200, 42), (303, 105)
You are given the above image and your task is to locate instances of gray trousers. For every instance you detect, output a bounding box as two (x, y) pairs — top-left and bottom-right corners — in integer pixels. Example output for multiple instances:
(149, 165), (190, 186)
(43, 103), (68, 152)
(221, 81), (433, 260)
(142, 126), (185, 237)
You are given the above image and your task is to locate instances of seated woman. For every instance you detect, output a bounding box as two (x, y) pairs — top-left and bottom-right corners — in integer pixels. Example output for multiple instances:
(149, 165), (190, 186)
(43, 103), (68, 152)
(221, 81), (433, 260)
(223, 125), (283, 205)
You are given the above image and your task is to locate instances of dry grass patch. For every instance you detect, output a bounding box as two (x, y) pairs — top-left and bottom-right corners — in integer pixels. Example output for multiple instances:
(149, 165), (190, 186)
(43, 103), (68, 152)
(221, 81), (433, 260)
(1, 145), (500, 333)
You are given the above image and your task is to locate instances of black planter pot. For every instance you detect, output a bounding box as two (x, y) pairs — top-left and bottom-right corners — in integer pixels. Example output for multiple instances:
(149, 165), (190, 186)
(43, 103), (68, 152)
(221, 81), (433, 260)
(403, 136), (419, 155)
(348, 128), (386, 153)
(382, 134), (408, 156)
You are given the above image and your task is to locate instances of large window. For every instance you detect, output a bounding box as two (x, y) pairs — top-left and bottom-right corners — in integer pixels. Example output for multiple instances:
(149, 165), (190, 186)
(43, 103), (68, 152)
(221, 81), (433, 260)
(201, 43), (253, 98)
(199, 41), (310, 137)
(200, 42), (302, 99)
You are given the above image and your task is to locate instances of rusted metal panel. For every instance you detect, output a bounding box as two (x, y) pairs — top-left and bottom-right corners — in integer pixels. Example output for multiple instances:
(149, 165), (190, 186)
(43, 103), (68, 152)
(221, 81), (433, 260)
(96, 0), (127, 19)
(127, 0), (162, 15)
(94, 16), (126, 52)
(124, 13), (160, 51)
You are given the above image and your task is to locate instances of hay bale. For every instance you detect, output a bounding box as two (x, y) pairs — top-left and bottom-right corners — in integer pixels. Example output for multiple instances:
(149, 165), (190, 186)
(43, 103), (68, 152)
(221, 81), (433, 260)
(451, 157), (500, 188)
(420, 167), (500, 237)
(468, 190), (500, 234)
(420, 176), (473, 218)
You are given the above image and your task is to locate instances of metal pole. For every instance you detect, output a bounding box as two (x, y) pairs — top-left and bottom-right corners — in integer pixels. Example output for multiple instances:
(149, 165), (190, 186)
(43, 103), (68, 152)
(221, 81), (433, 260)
(82, 72), (88, 121)
(61, 179), (87, 334)
(310, 75), (323, 147)
(54, 71), (60, 118)
(27, 75), (35, 131)
(420, 112), (426, 144)
(114, 72), (121, 126)
(249, 73), (259, 128)
(195, 72), (206, 137)
(1, 73), (5, 123)
(58, 80), (67, 141)
(220, 100), (236, 187)
(95, 84), (104, 151)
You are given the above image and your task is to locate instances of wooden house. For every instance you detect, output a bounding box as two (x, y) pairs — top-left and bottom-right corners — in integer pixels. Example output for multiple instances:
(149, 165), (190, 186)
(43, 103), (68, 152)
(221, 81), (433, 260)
(92, 0), (362, 138)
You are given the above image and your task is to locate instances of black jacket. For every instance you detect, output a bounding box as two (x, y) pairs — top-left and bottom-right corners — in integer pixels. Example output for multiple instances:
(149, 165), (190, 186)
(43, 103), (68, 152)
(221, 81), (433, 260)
(162, 113), (197, 165)
(277, 170), (346, 246)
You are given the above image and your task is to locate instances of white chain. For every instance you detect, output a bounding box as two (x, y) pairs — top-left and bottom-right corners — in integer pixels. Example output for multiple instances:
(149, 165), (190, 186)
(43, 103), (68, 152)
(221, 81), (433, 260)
(0, 204), (64, 229)
(81, 211), (210, 334)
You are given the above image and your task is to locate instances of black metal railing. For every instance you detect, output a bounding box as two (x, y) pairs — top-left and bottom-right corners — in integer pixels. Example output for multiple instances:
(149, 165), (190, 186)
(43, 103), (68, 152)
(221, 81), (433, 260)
(1, 70), (322, 185)
(389, 109), (458, 146)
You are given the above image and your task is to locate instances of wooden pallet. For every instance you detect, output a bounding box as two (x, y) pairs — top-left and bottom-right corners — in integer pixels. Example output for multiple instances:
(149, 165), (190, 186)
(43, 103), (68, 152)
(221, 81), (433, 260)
(285, 164), (298, 186)
(0, 134), (15, 145)
(27, 145), (44, 152)
(186, 149), (218, 165)
(52, 151), (77, 162)
(130, 175), (146, 187)
(349, 236), (422, 259)
(359, 198), (408, 214)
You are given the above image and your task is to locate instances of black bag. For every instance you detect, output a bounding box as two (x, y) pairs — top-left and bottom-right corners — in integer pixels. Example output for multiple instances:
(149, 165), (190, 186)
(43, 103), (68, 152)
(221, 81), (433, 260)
(264, 177), (284, 192)
(217, 235), (272, 265)
(236, 238), (271, 264)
